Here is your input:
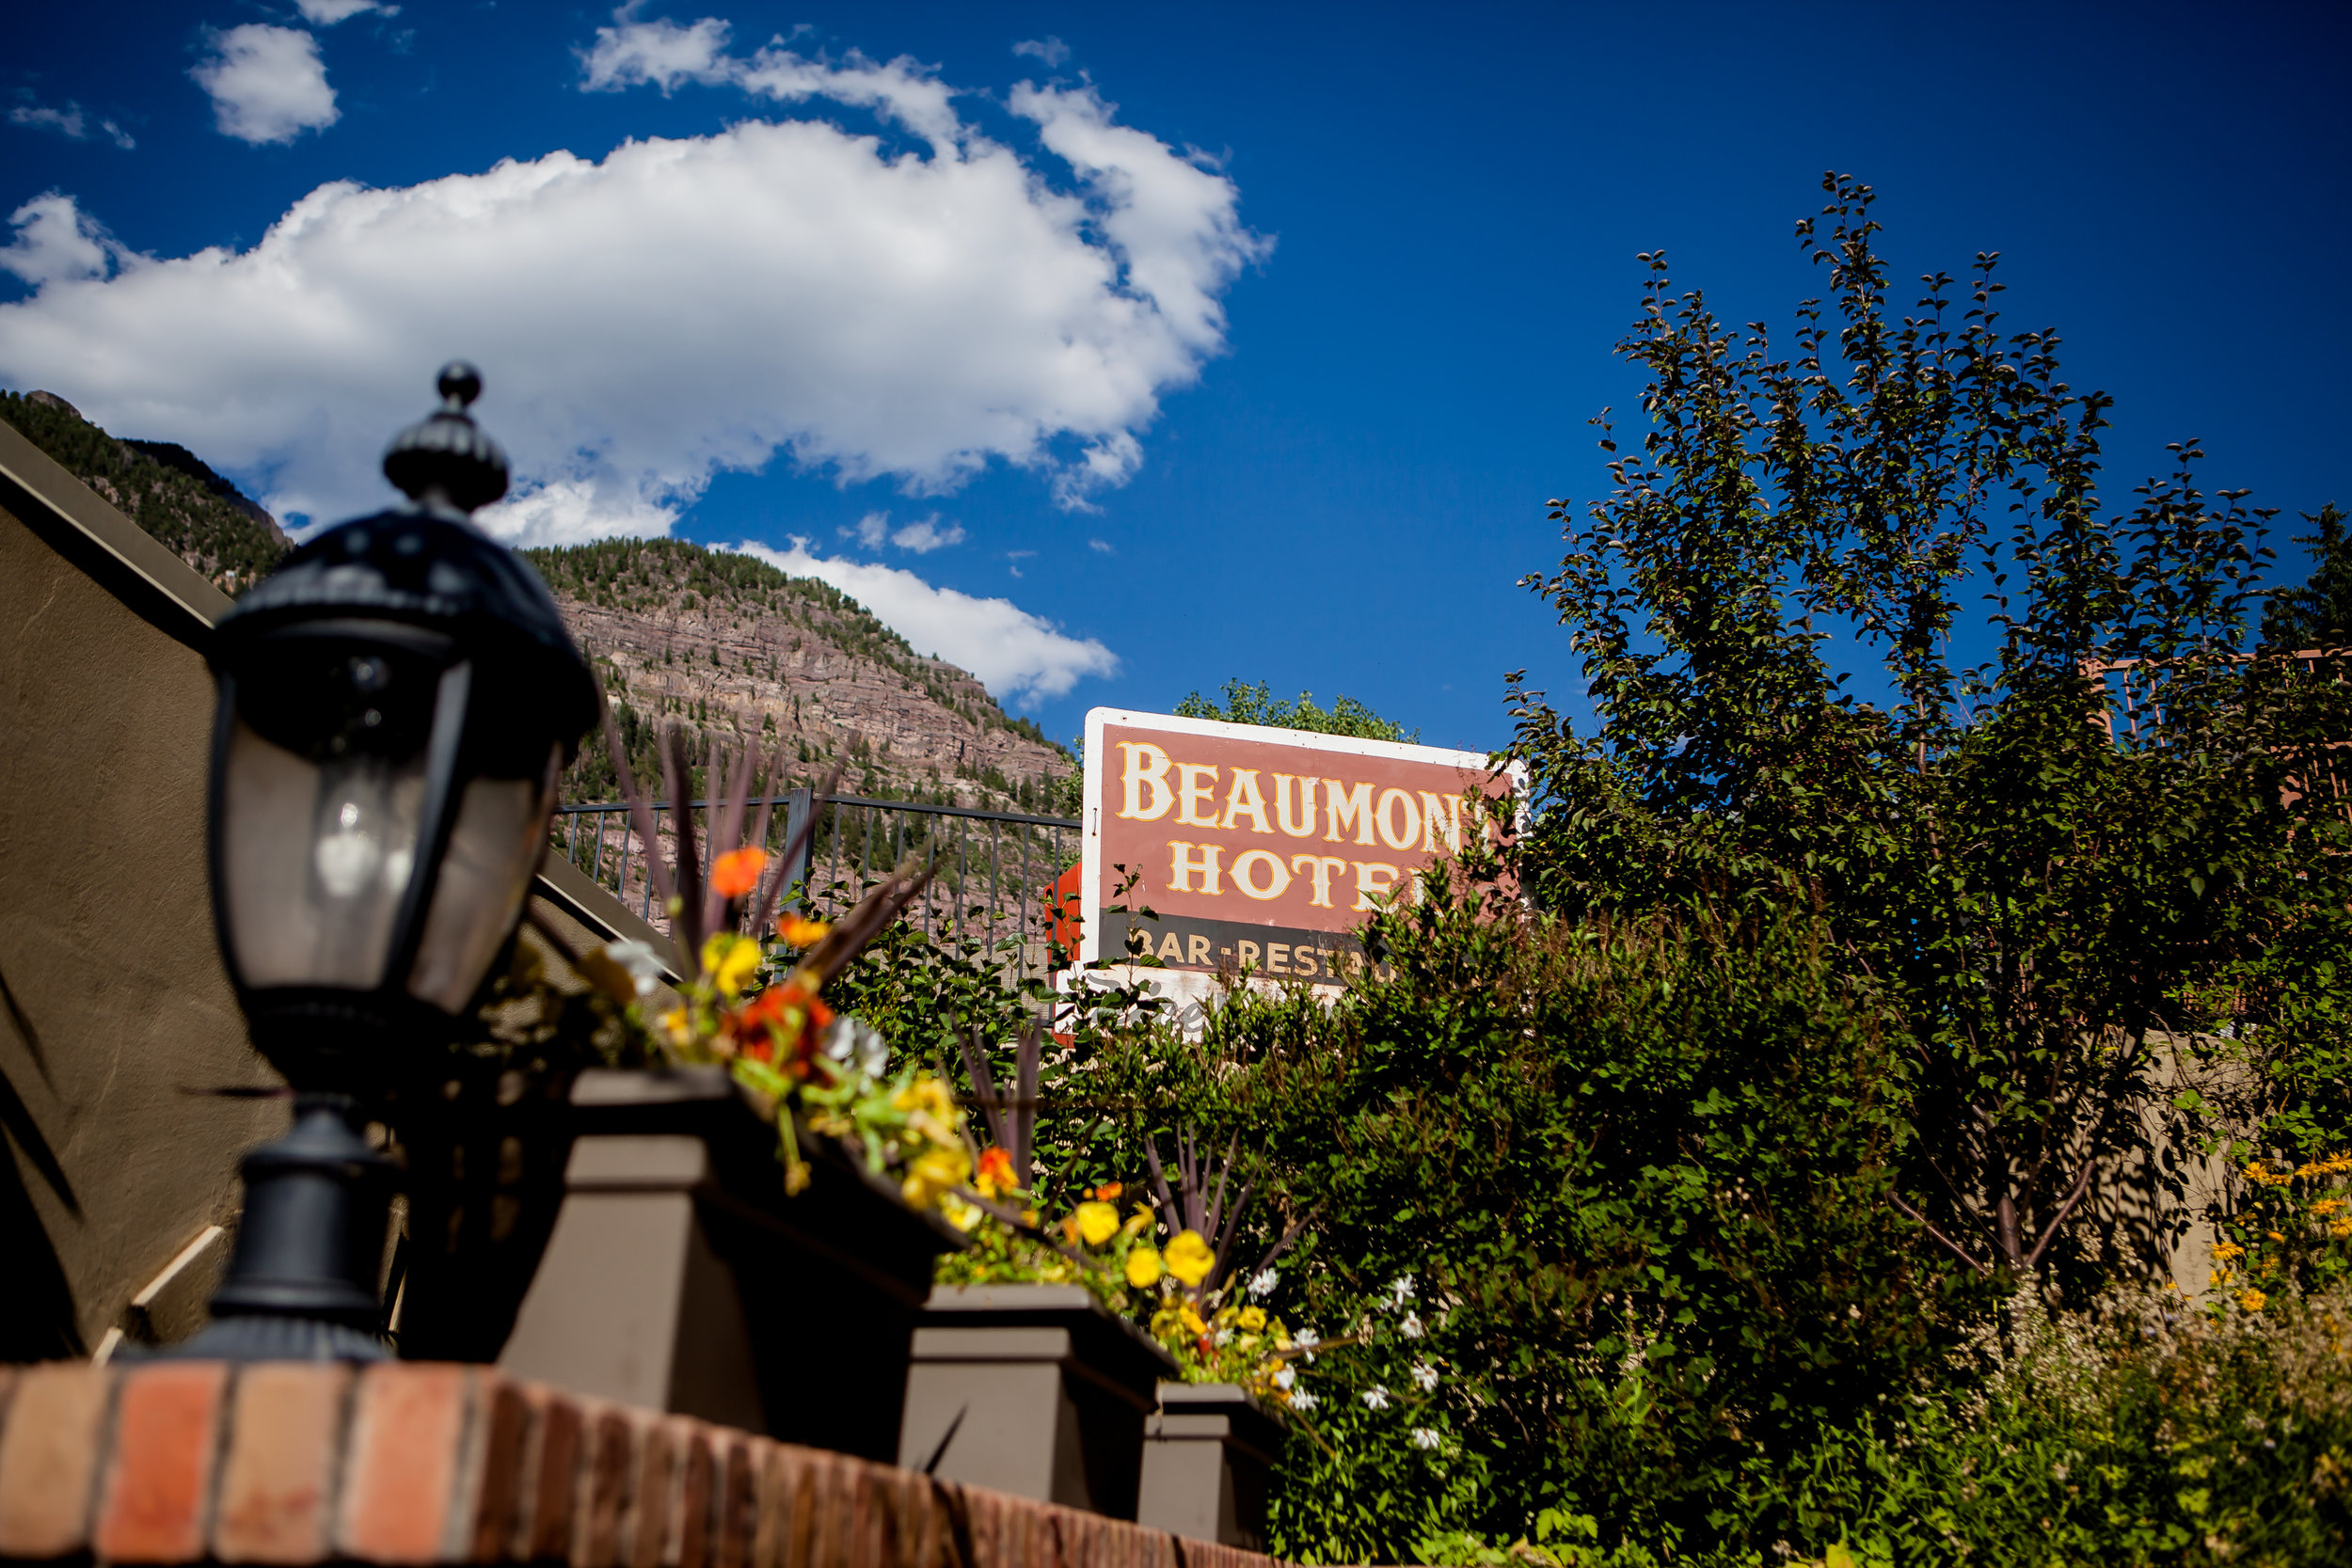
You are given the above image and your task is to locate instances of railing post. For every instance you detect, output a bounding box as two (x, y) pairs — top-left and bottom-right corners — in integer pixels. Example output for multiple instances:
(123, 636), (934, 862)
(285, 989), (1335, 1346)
(780, 787), (813, 911)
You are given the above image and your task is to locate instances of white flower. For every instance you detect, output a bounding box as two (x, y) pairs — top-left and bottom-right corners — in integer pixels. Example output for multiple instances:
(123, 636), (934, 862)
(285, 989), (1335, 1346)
(1213, 1328), (1233, 1347)
(1410, 1427), (1440, 1450)
(1293, 1327), (1320, 1363)
(1248, 1268), (1279, 1300)
(1400, 1311), (1424, 1339)
(1273, 1366), (1295, 1390)
(820, 1016), (888, 1075)
(1410, 1363), (1439, 1392)
(1291, 1389), (1318, 1412)
(1362, 1385), (1391, 1410)
(1389, 1276), (1416, 1307)
(601, 940), (664, 998)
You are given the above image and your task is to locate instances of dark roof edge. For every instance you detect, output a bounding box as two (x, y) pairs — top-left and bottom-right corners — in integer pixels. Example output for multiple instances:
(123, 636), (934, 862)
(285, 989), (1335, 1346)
(0, 413), (234, 636)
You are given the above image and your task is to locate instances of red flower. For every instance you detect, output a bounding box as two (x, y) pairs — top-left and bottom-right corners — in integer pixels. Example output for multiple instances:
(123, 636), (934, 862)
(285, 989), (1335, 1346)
(724, 982), (834, 1067)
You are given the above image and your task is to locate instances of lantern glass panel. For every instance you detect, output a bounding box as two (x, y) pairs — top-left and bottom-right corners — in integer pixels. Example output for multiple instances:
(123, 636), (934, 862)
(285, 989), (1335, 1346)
(405, 748), (561, 1012)
(216, 638), (447, 992)
(218, 717), (429, 990)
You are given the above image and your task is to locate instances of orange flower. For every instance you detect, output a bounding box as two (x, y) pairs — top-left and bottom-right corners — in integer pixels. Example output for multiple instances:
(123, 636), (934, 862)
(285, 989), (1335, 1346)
(777, 913), (832, 946)
(977, 1147), (1016, 1196)
(711, 847), (769, 899)
(1093, 1181), (1123, 1201)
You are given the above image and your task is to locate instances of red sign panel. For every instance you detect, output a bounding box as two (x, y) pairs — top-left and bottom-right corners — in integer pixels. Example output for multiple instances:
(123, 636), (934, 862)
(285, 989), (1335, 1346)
(1077, 708), (1511, 980)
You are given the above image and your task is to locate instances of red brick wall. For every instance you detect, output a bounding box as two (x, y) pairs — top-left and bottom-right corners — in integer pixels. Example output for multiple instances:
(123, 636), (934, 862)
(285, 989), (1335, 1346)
(0, 1363), (1290, 1568)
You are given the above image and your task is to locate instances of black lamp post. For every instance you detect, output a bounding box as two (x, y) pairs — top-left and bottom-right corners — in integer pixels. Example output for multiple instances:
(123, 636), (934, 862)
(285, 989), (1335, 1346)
(166, 364), (597, 1360)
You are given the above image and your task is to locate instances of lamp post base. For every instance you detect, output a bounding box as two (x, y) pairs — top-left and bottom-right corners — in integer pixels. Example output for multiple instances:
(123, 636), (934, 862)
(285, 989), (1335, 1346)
(155, 1092), (396, 1362)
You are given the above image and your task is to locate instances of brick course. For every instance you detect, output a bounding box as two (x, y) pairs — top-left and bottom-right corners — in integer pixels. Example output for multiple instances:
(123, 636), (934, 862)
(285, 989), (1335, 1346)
(0, 1364), (1298, 1568)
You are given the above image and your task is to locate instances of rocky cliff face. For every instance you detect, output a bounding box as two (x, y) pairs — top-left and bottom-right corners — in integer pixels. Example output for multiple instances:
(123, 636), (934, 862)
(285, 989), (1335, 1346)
(526, 540), (1073, 811)
(3, 397), (1074, 813)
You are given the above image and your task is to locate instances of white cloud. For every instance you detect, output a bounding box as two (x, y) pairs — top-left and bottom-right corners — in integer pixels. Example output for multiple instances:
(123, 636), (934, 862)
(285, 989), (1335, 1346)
(580, 12), (737, 93)
(0, 195), (116, 287)
(295, 0), (397, 24)
(580, 12), (961, 150)
(840, 508), (961, 553)
(0, 41), (1264, 538)
(474, 477), (681, 547)
(891, 514), (963, 553)
(736, 539), (1116, 703)
(8, 98), (135, 150)
(1088, 537), (1114, 553)
(1012, 38), (1071, 68)
(191, 24), (339, 145)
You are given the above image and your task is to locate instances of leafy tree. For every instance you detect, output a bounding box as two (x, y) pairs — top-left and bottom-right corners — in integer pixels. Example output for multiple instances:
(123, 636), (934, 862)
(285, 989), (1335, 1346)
(2262, 502), (2352, 650)
(1177, 677), (1419, 742)
(1507, 173), (2352, 1289)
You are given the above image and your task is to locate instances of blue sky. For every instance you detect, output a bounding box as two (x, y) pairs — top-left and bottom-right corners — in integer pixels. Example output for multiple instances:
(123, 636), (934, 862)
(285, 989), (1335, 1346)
(4, 2), (2346, 755)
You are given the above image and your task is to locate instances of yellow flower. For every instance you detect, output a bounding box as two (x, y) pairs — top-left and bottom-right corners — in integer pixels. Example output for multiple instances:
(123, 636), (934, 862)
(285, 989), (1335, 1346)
(1075, 1201), (1120, 1246)
(1126, 1246), (1163, 1288)
(892, 1077), (960, 1145)
(1166, 1228), (1216, 1287)
(900, 1145), (970, 1211)
(2332, 1220), (2352, 1240)
(2267, 1231), (2286, 1243)
(1179, 1303), (1208, 1338)
(1238, 1306), (1267, 1332)
(2238, 1289), (2267, 1314)
(701, 932), (762, 998)
(659, 1006), (693, 1050)
(889, 1071), (955, 1123)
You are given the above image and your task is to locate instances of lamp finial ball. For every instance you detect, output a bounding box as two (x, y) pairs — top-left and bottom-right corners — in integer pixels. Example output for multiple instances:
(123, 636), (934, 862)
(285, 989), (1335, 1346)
(437, 361), (483, 411)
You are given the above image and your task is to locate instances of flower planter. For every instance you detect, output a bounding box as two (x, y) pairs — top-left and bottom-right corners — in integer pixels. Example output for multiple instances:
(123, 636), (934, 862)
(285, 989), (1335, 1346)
(491, 1066), (966, 1460)
(1137, 1382), (1284, 1550)
(898, 1282), (1179, 1520)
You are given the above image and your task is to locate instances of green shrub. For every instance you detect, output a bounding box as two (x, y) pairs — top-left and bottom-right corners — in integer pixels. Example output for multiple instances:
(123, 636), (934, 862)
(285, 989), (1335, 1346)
(1072, 882), (1945, 1562)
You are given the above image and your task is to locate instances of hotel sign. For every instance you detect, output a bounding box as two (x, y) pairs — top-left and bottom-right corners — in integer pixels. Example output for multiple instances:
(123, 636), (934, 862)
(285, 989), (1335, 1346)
(1077, 707), (1512, 981)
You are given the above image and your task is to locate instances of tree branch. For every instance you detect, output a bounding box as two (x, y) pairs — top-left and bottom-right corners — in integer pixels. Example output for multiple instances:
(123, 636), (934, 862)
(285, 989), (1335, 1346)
(2022, 1156), (2098, 1271)
(1889, 1192), (1992, 1276)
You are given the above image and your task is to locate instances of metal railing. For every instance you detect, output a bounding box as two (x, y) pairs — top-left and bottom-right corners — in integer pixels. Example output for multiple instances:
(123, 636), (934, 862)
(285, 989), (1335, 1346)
(550, 791), (1081, 967)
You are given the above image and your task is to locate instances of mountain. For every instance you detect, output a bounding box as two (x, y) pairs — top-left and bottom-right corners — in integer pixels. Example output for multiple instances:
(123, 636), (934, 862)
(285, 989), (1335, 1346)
(2, 389), (288, 594)
(1, 395), (1074, 813)
(526, 539), (1073, 812)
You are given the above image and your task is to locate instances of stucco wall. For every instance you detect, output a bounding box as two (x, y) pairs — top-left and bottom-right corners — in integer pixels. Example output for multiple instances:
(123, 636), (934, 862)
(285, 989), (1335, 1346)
(0, 442), (281, 1360)
(0, 419), (676, 1359)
